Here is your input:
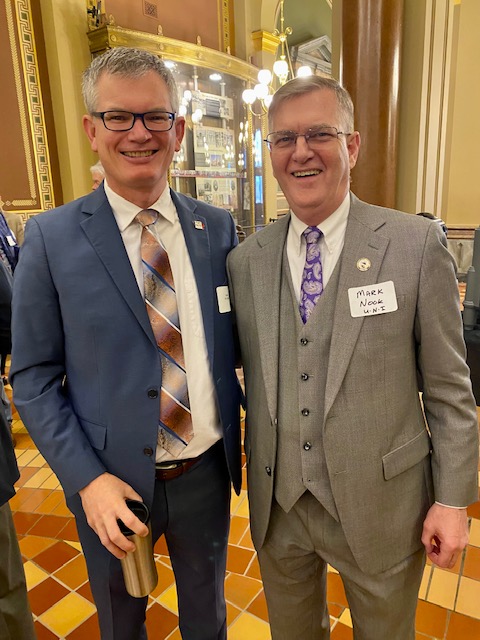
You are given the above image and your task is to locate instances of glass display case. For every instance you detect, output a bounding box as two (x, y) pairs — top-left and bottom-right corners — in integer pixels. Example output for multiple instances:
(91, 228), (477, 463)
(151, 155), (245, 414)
(87, 25), (266, 233)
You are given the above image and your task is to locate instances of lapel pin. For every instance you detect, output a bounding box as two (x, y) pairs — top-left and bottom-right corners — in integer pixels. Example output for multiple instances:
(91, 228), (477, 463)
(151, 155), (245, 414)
(356, 258), (371, 272)
(193, 220), (205, 230)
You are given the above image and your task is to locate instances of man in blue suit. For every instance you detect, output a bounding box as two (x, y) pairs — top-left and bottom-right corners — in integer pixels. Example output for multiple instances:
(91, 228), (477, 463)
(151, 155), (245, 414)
(11, 47), (241, 640)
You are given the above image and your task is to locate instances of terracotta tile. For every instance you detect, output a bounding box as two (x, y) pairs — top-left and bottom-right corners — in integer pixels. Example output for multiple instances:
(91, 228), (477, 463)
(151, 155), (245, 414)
(229, 515), (249, 545)
(58, 518), (80, 542)
(12, 511), (42, 535)
(415, 600), (448, 637)
(28, 576), (70, 616)
(34, 620), (59, 640)
(447, 611), (480, 639)
(427, 567), (459, 609)
(150, 561), (175, 598)
(225, 573), (263, 609)
(331, 622), (354, 639)
(19, 535), (56, 559)
(39, 592), (96, 637)
(14, 488), (53, 512)
(242, 467), (247, 487)
(227, 612), (270, 639)
(145, 601), (178, 638)
(34, 490), (65, 515)
(15, 466), (42, 488)
(77, 580), (95, 604)
(34, 540), (80, 573)
(51, 499), (73, 517)
(54, 554), (89, 590)
(29, 514), (70, 538)
(246, 555), (262, 580)
(468, 501), (480, 520)
(238, 526), (255, 550)
(226, 601), (242, 626)
(247, 590), (269, 622)
(66, 613), (101, 640)
(456, 576), (480, 619)
(463, 545), (480, 580)
(327, 572), (348, 608)
(329, 603), (345, 619)
(227, 544), (255, 574)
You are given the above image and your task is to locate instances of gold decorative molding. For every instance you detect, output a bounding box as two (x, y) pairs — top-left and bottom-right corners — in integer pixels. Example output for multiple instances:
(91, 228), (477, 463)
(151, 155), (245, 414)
(251, 30), (281, 55)
(3, 0), (55, 212)
(87, 25), (259, 83)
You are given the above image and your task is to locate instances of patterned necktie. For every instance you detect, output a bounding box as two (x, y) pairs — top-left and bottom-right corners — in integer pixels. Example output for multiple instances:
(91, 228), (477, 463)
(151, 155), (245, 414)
(136, 209), (193, 456)
(299, 226), (324, 323)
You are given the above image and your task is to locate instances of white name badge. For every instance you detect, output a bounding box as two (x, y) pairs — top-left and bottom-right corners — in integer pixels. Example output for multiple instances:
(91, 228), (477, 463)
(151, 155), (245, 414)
(6, 235), (15, 247)
(216, 286), (231, 313)
(348, 281), (398, 317)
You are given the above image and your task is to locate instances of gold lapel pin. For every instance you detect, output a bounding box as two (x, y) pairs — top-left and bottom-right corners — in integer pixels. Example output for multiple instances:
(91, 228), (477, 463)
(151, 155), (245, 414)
(356, 258), (371, 272)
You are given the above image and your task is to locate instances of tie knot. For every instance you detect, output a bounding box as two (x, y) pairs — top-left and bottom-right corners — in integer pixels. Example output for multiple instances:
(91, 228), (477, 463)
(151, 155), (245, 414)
(303, 226), (322, 245)
(136, 209), (158, 228)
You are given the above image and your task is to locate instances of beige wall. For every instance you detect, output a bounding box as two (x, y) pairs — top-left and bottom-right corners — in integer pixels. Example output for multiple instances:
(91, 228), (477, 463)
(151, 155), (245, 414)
(446, 0), (480, 226)
(39, 0), (94, 202)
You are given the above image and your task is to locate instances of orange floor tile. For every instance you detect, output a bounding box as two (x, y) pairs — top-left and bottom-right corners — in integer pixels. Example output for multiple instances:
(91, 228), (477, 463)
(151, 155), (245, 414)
(6, 382), (480, 639)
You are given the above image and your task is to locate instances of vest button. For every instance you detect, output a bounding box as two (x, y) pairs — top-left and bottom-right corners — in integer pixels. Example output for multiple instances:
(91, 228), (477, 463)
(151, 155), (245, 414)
(301, 408), (310, 416)
(143, 447), (154, 456)
(265, 466), (272, 476)
(301, 373), (309, 381)
(147, 389), (158, 399)
(303, 442), (312, 451)
(300, 338), (308, 346)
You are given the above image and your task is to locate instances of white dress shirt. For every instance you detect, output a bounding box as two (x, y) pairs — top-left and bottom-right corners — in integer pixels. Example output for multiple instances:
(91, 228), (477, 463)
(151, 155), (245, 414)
(104, 181), (222, 462)
(286, 193), (350, 301)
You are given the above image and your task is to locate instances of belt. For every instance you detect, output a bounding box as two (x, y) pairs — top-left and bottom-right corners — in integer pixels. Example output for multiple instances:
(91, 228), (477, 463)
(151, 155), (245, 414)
(155, 455), (202, 481)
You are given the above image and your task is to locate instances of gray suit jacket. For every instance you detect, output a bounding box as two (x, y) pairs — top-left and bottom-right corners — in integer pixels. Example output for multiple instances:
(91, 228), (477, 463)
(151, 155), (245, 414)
(228, 194), (479, 574)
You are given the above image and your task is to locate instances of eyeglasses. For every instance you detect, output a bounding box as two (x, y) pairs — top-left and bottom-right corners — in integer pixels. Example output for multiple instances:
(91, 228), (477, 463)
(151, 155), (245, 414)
(264, 125), (351, 151)
(91, 110), (176, 132)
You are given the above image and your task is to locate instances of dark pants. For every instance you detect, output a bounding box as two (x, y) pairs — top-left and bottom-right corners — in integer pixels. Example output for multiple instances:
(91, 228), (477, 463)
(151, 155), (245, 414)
(0, 502), (36, 640)
(76, 441), (231, 640)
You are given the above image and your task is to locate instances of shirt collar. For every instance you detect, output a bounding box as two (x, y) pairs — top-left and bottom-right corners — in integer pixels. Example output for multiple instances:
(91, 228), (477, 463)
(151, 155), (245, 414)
(289, 193), (351, 256)
(104, 180), (175, 232)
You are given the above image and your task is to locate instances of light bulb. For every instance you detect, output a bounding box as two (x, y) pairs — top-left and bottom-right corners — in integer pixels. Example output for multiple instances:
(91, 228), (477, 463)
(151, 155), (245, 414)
(254, 83), (269, 100)
(297, 65), (313, 78)
(257, 69), (272, 86)
(273, 59), (289, 79)
(242, 89), (256, 105)
(263, 94), (273, 109)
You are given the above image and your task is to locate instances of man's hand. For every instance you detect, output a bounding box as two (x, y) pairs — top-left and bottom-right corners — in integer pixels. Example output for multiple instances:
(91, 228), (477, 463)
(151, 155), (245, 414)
(79, 472), (149, 559)
(421, 503), (469, 568)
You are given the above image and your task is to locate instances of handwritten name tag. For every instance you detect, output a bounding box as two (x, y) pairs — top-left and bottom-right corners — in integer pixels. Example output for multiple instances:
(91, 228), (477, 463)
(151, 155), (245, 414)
(216, 286), (231, 313)
(348, 281), (398, 318)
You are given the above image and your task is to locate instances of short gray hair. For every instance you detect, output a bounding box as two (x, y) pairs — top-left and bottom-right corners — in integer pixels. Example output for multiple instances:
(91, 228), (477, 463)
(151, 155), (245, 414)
(268, 76), (354, 133)
(82, 47), (179, 114)
(90, 160), (104, 177)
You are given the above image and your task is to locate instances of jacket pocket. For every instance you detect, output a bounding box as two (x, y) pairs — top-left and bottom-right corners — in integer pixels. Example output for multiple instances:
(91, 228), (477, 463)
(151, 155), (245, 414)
(382, 429), (431, 480)
(78, 417), (107, 451)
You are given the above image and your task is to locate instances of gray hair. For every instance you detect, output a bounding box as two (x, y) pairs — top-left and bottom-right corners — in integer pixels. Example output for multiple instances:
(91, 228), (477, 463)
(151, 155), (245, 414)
(82, 47), (179, 114)
(268, 76), (355, 133)
(89, 160), (104, 176)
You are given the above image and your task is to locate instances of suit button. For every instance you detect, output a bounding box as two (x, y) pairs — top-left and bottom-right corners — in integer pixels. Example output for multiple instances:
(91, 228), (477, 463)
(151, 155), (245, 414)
(147, 389), (158, 399)
(301, 408), (310, 416)
(303, 442), (312, 451)
(265, 466), (272, 476)
(143, 447), (154, 456)
(301, 373), (309, 381)
(300, 338), (308, 346)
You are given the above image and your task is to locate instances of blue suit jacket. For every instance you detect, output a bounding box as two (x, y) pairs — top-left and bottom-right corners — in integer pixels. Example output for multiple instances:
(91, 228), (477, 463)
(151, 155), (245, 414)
(10, 187), (241, 517)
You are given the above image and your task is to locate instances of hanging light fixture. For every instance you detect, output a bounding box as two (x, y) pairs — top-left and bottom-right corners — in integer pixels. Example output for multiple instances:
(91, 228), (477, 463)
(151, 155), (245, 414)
(242, 0), (312, 115)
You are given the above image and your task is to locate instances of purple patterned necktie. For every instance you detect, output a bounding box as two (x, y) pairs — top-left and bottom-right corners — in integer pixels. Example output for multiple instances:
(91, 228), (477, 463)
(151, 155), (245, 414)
(136, 209), (193, 456)
(299, 226), (324, 323)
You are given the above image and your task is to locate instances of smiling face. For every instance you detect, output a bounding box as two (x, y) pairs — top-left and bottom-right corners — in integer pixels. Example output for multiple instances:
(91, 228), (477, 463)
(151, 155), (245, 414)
(83, 71), (185, 208)
(269, 88), (360, 226)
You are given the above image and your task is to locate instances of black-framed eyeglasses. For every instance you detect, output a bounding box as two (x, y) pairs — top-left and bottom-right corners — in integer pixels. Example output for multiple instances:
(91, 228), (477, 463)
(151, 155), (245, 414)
(264, 125), (351, 151)
(91, 110), (176, 132)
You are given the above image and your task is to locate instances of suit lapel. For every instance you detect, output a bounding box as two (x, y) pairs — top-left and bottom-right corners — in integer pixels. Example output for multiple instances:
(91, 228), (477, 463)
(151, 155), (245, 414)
(172, 191), (215, 364)
(80, 191), (155, 345)
(249, 216), (290, 423)
(324, 197), (390, 418)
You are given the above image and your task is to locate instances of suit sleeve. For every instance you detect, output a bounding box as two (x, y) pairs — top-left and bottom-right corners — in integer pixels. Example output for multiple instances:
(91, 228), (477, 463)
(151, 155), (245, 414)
(415, 223), (479, 507)
(10, 218), (106, 497)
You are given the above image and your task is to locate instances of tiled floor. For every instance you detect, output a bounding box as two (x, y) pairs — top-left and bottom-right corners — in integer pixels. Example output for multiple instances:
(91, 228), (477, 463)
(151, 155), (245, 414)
(7, 381), (480, 639)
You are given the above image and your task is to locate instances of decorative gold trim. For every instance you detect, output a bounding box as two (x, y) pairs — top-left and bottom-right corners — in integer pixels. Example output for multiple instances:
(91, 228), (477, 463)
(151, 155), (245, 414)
(220, 0), (230, 53)
(252, 30), (280, 55)
(87, 25), (259, 83)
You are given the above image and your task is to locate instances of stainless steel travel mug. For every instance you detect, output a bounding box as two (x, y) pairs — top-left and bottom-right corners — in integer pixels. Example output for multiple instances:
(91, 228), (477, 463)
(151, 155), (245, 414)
(118, 500), (158, 598)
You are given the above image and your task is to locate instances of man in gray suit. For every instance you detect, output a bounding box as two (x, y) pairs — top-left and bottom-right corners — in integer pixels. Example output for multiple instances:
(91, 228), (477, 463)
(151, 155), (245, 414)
(227, 76), (479, 639)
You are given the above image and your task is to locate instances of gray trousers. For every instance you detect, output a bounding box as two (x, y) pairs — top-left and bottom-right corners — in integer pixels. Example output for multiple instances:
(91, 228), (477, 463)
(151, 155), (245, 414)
(0, 502), (36, 640)
(258, 492), (425, 640)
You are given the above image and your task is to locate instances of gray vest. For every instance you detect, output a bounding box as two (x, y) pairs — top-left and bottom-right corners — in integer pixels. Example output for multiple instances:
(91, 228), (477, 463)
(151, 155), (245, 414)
(274, 249), (341, 521)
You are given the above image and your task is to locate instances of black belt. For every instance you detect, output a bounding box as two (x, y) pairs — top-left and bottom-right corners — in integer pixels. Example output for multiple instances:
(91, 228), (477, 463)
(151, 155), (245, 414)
(155, 455), (202, 481)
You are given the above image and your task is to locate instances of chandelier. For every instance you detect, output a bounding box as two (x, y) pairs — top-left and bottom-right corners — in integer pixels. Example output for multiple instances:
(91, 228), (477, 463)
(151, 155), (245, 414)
(242, 0), (312, 115)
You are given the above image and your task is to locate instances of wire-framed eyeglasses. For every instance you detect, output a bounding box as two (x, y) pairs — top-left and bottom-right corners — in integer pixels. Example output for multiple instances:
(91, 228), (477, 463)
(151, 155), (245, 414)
(264, 125), (351, 151)
(91, 110), (176, 132)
